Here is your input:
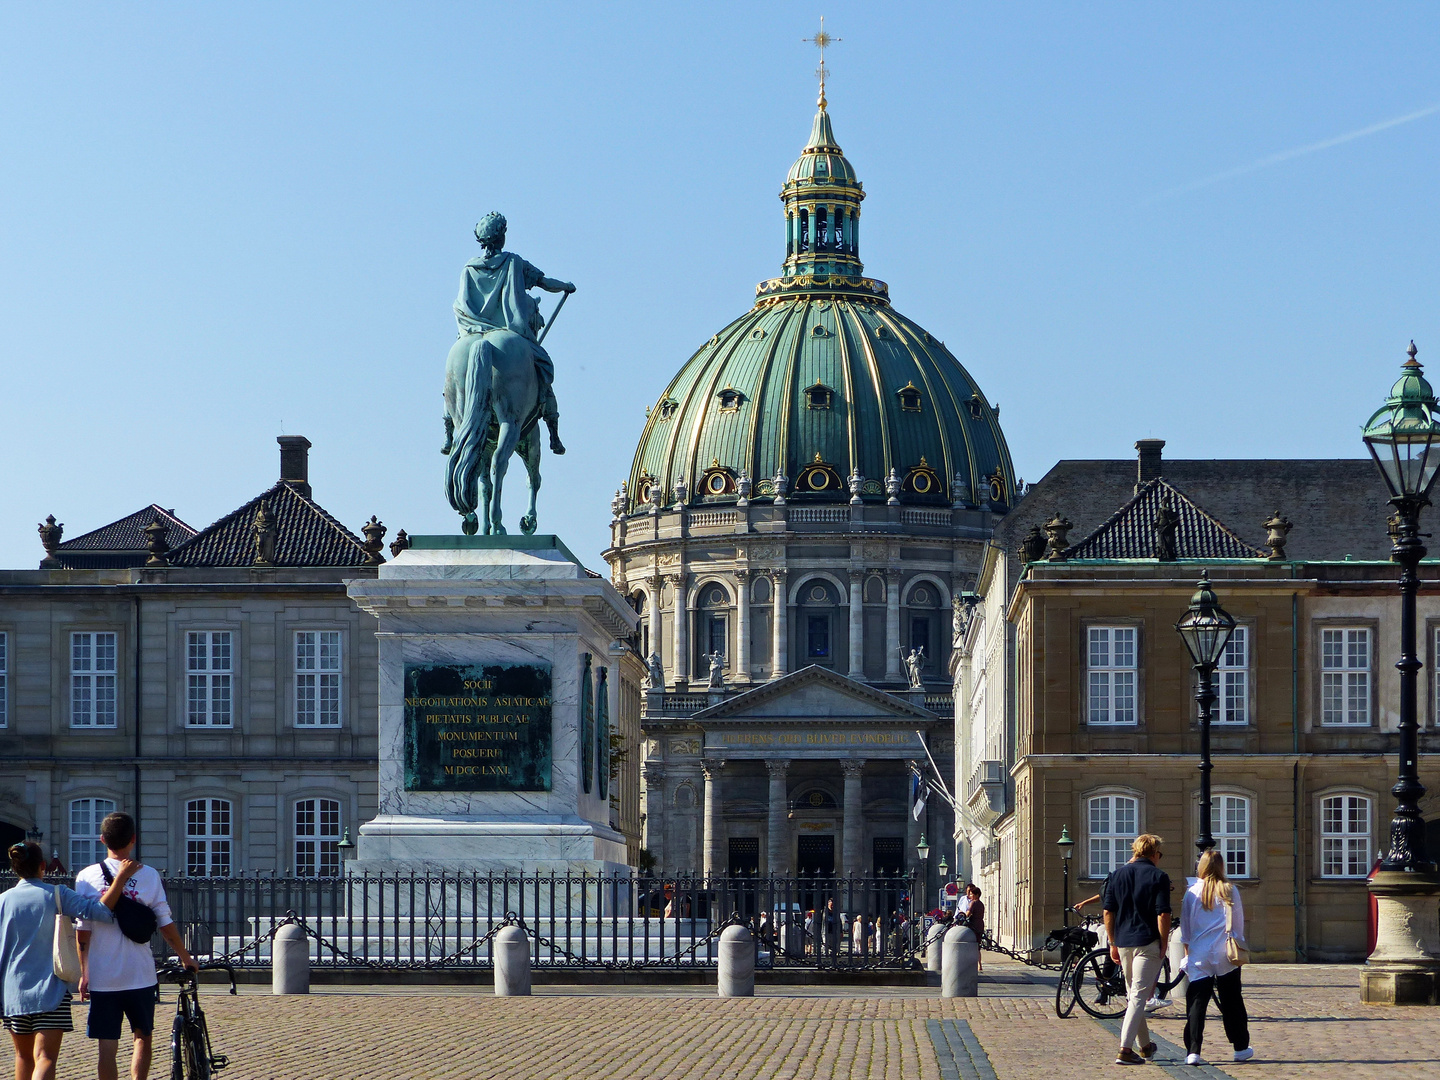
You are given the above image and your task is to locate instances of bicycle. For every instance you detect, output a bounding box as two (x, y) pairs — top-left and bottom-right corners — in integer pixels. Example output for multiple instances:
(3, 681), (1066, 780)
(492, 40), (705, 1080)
(1069, 927), (1184, 1020)
(159, 961), (236, 1080)
(1045, 913), (1101, 1018)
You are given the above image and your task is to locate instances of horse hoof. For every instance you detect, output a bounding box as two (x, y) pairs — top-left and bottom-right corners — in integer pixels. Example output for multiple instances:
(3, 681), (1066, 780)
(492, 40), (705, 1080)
(461, 513), (478, 536)
(492, 523), (507, 536)
(520, 514), (537, 535)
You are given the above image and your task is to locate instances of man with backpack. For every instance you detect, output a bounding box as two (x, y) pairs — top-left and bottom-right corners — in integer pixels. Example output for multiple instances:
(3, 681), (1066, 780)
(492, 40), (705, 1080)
(74, 812), (196, 1080)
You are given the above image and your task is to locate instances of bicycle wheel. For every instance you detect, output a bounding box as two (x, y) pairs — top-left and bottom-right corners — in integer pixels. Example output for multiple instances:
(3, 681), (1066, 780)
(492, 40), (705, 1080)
(169, 1013), (186, 1080)
(183, 1021), (211, 1080)
(1073, 947), (1128, 1019)
(1054, 951), (1082, 1018)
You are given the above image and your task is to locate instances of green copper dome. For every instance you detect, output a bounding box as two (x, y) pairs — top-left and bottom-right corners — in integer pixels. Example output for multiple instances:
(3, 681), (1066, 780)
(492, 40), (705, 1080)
(624, 99), (1013, 512)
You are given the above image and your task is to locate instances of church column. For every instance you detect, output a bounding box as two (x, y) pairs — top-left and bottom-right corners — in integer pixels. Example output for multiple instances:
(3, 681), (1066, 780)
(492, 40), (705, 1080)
(771, 569), (789, 679)
(847, 570), (864, 679)
(642, 763), (666, 873)
(734, 569), (750, 681)
(648, 574), (663, 669)
(702, 757), (726, 878)
(670, 573), (689, 686)
(905, 759), (923, 878)
(765, 759), (789, 875)
(885, 568), (902, 680)
(841, 759), (864, 876)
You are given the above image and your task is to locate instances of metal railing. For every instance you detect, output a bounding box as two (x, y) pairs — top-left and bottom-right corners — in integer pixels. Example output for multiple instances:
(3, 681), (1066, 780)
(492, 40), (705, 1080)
(6, 871), (925, 972)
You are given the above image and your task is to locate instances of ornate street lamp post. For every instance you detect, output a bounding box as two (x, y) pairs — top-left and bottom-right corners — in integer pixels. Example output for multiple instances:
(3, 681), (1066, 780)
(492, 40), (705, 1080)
(1057, 826), (1075, 926)
(1175, 573), (1236, 855)
(1360, 341), (1440, 1005)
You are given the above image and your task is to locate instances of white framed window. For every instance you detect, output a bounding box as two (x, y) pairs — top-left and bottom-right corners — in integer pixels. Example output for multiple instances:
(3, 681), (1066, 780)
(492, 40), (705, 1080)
(294, 798), (341, 876)
(294, 631), (341, 727)
(1320, 794), (1372, 878)
(69, 797), (117, 869)
(1087, 626), (1137, 725)
(1321, 628), (1371, 726)
(0, 630), (7, 728)
(186, 798), (232, 876)
(1087, 793), (1138, 877)
(1206, 794), (1251, 878)
(1217, 626), (1249, 725)
(186, 631), (233, 727)
(71, 632), (117, 728)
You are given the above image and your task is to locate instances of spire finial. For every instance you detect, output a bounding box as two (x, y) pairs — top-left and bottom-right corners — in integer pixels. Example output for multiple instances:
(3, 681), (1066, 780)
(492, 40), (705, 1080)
(804, 16), (840, 108)
(1406, 339), (1420, 369)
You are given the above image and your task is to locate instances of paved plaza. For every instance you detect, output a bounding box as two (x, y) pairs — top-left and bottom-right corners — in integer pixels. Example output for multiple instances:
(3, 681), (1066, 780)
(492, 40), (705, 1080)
(63, 960), (1438, 1080)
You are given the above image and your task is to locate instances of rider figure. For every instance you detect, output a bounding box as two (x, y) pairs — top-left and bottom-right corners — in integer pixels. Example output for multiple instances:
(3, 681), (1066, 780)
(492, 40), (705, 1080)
(453, 211), (574, 454)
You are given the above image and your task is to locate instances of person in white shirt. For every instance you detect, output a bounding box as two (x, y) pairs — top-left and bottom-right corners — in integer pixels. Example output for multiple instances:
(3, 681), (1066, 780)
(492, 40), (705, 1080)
(1179, 850), (1253, 1066)
(73, 813), (196, 1080)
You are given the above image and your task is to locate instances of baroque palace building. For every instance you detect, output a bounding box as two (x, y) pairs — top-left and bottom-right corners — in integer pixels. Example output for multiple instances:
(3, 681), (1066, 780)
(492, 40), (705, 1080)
(604, 88), (1014, 890)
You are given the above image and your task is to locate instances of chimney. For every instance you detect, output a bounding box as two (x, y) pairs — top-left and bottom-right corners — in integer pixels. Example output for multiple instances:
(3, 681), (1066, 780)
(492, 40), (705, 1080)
(1135, 439), (1165, 490)
(278, 436), (312, 499)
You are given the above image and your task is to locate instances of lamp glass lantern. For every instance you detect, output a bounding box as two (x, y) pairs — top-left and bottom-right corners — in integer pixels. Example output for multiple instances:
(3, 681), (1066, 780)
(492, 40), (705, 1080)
(1362, 343), (1440, 502)
(916, 834), (930, 864)
(938, 855), (949, 879)
(24, 826), (42, 845)
(1175, 574), (1237, 669)
(1056, 825), (1074, 861)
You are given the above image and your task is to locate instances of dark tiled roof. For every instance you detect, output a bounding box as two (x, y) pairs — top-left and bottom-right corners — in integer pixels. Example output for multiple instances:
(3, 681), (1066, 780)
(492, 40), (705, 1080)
(1064, 478), (1266, 560)
(167, 482), (372, 568)
(997, 458), (1392, 593)
(53, 505), (197, 569)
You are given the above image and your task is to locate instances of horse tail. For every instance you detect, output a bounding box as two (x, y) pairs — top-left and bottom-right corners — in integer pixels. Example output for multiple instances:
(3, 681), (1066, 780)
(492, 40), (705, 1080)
(445, 336), (492, 516)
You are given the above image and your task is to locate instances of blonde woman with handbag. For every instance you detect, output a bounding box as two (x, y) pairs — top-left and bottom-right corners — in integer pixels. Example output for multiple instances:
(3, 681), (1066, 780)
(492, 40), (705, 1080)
(0, 842), (134, 1080)
(1179, 849), (1254, 1066)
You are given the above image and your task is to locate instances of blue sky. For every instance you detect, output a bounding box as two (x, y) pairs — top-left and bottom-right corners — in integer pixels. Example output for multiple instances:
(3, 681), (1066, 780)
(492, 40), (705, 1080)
(2, 3), (1438, 570)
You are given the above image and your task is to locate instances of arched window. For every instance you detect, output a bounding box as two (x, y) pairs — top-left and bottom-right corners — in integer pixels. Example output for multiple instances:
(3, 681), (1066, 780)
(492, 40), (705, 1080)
(1087, 793), (1138, 877)
(798, 208), (810, 253)
(906, 581), (941, 665)
(186, 798), (232, 877)
(695, 585), (730, 671)
(1320, 793), (1372, 878)
(796, 579), (841, 670)
(295, 798), (341, 877)
(1204, 794), (1251, 878)
(69, 797), (116, 870)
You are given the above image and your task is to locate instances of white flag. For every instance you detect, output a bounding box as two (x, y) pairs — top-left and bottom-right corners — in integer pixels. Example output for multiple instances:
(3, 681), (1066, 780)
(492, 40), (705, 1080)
(911, 773), (927, 821)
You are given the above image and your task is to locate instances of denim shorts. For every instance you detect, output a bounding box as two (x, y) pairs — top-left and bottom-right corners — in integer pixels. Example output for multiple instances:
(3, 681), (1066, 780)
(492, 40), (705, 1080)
(86, 986), (157, 1040)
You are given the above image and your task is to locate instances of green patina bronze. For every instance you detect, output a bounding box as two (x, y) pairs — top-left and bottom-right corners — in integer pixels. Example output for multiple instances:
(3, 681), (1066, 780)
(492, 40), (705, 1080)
(442, 211), (575, 537)
(403, 661), (552, 792)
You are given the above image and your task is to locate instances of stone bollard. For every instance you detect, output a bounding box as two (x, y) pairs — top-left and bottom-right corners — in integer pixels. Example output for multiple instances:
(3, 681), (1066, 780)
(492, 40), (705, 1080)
(926, 934), (943, 972)
(717, 924), (755, 997)
(272, 923), (310, 995)
(493, 924), (532, 996)
(941, 925), (979, 998)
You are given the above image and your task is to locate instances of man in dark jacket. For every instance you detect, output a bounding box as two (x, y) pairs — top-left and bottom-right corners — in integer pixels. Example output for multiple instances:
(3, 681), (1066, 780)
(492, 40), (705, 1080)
(1102, 833), (1172, 1065)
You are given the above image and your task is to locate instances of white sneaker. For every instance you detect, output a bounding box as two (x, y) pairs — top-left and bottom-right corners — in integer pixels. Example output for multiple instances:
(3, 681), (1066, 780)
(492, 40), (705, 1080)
(1145, 995), (1170, 1010)
(1233, 1048), (1255, 1062)
(1186, 1054), (1203, 1066)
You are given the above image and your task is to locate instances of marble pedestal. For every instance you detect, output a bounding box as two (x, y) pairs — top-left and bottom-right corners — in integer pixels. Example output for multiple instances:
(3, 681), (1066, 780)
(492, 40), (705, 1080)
(345, 536), (638, 877)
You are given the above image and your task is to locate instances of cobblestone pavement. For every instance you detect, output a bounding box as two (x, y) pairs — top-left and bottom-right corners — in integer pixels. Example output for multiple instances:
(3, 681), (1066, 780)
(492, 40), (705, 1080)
(51, 961), (1438, 1080)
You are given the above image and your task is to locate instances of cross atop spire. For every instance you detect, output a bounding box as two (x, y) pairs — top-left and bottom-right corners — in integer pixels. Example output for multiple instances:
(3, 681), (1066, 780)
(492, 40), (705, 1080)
(804, 16), (841, 108)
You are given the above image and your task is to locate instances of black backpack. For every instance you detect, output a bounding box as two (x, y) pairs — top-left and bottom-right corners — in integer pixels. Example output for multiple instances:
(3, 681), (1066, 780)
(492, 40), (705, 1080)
(98, 861), (159, 944)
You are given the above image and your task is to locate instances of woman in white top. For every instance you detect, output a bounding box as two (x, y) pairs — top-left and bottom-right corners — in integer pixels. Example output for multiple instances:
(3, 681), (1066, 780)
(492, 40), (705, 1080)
(1179, 850), (1254, 1066)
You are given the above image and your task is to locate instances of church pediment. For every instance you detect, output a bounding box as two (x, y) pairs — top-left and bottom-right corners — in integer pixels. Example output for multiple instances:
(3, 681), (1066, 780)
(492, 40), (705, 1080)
(691, 665), (937, 726)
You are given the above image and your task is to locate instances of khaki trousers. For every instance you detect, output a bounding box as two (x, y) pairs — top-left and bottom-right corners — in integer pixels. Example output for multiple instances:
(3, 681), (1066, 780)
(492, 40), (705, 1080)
(1117, 940), (1163, 1051)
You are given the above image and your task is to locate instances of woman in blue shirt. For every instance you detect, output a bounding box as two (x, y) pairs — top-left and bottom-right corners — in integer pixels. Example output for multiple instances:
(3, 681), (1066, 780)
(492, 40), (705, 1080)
(0, 841), (135, 1080)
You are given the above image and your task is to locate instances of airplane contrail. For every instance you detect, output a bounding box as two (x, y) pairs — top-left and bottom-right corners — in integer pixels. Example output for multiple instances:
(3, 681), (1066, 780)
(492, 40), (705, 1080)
(1145, 101), (1440, 204)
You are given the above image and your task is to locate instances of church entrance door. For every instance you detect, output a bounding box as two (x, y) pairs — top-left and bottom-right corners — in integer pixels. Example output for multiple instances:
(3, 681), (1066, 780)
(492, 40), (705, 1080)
(797, 835), (835, 876)
(0, 822), (25, 851)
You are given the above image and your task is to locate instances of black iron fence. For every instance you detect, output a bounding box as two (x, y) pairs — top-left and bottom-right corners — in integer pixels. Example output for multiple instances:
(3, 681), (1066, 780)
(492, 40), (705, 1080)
(5, 871), (926, 972)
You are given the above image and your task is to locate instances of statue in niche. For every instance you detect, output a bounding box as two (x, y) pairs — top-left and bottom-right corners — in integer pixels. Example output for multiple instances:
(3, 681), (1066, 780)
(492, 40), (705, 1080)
(441, 211), (575, 535)
(903, 646), (926, 690)
(645, 652), (665, 690)
(704, 651), (725, 689)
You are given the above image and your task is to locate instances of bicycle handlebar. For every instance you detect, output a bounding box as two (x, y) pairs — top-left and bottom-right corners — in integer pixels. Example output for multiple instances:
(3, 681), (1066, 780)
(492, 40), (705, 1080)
(158, 960), (238, 995)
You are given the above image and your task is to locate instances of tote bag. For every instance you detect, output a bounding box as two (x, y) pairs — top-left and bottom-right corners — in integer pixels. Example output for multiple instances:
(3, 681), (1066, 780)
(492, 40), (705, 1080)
(1223, 896), (1249, 967)
(52, 888), (82, 984)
